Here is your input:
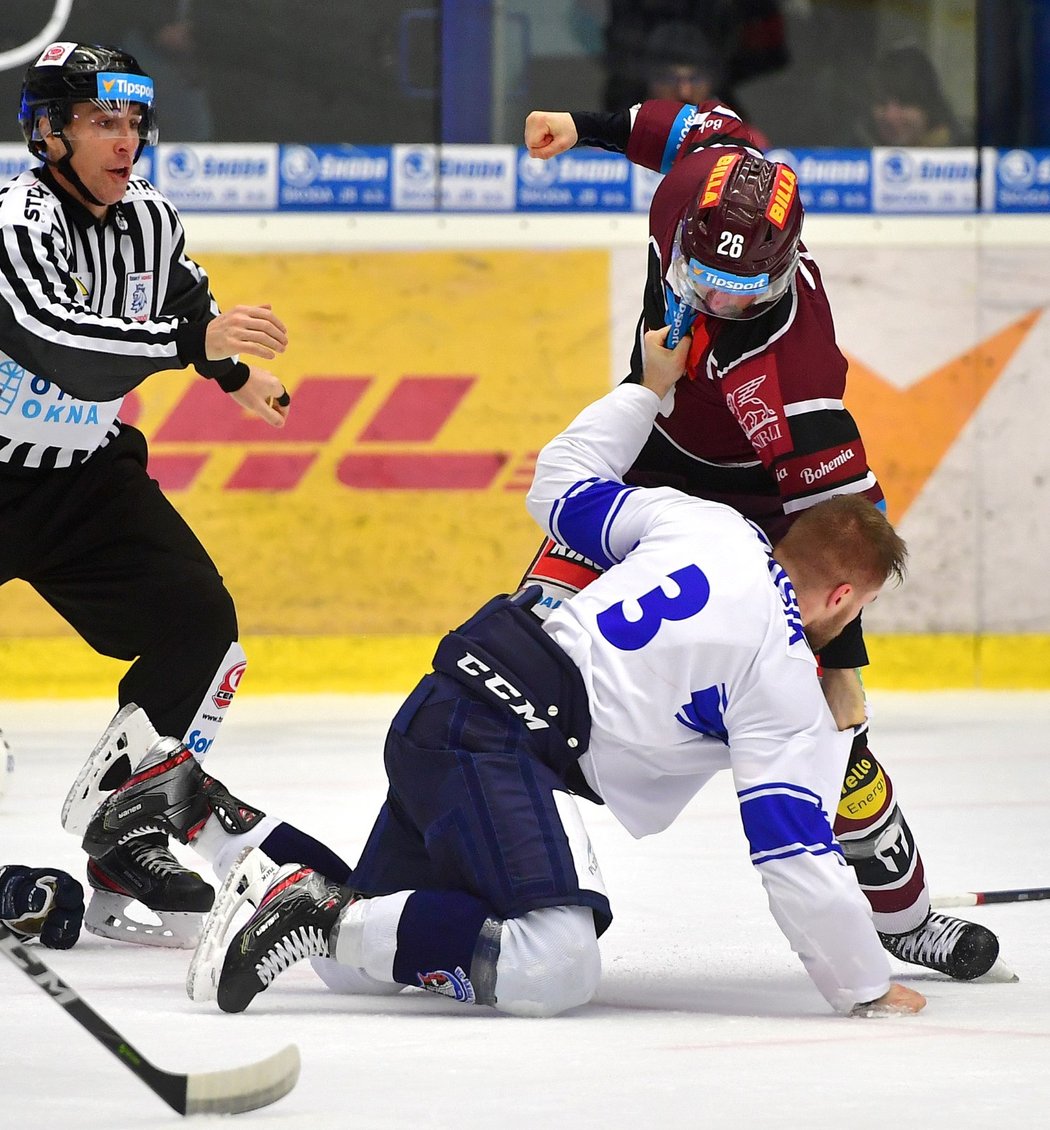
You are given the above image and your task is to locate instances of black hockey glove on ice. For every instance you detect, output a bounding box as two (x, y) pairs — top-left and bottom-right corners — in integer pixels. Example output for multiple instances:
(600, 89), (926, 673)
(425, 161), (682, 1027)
(0, 865), (85, 949)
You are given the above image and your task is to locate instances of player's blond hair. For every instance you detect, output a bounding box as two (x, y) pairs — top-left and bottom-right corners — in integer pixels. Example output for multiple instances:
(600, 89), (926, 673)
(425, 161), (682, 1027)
(775, 495), (907, 593)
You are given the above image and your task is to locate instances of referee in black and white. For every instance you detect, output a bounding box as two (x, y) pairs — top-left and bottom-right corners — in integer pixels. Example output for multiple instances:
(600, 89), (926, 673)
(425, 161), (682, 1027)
(0, 42), (290, 946)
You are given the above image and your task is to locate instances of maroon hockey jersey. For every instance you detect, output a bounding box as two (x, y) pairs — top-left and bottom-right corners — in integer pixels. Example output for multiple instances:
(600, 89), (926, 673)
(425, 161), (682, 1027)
(622, 100), (883, 543)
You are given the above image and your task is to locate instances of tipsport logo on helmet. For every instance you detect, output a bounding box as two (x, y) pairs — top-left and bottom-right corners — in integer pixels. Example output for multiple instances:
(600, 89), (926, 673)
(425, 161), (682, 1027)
(96, 73), (155, 105)
(688, 261), (770, 295)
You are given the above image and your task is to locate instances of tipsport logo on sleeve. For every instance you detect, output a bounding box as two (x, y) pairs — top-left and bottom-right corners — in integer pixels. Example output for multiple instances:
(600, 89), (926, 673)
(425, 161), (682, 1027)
(279, 145), (391, 210)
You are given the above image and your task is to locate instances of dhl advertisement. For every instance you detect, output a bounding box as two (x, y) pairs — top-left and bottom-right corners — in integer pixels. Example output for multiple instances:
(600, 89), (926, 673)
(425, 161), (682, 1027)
(3, 233), (1050, 693)
(2, 248), (612, 694)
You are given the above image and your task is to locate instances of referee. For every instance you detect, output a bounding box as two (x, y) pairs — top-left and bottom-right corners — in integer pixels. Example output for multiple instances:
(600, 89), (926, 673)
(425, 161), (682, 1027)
(0, 42), (289, 947)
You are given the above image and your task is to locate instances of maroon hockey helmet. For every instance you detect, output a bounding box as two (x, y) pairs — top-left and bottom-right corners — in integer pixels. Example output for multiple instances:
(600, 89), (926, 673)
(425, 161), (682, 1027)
(669, 150), (803, 320)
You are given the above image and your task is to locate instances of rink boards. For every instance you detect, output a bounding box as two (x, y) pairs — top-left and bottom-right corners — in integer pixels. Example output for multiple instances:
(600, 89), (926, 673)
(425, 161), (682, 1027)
(3, 214), (1049, 692)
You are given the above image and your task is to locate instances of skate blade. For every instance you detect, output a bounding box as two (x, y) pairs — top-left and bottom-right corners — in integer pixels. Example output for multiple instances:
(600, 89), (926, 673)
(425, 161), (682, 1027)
(86, 892), (202, 949)
(62, 704), (160, 836)
(974, 957), (1019, 984)
(187, 846), (280, 1002)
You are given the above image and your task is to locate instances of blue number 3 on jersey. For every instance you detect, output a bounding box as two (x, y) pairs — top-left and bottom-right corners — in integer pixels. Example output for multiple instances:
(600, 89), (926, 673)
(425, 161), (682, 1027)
(596, 565), (711, 650)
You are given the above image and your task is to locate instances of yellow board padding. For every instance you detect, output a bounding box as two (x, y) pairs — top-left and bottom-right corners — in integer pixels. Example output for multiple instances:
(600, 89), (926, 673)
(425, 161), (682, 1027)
(2, 634), (1050, 699)
(0, 635), (436, 700)
(0, 249), (611, 639)
(863, 634), (1050, 690)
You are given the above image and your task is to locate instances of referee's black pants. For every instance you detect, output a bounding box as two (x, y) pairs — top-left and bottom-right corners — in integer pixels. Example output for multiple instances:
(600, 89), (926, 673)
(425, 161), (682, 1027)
(0, 424), (238, 738)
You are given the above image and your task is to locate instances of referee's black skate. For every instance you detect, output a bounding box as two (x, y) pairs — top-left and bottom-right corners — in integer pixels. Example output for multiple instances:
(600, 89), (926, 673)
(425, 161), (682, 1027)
(215, 862), (356, 1014)
(62, 704), (161, 836)
(81, 735), (211, 857)
(81, 730), (265, 858)
(76, 710), (264, 948)
(86, 832), (214, 948)
(879, 912), (1001, 980)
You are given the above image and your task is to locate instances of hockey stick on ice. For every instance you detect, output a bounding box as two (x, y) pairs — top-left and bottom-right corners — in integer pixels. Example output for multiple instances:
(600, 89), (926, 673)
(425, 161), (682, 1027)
(932, 886), (1050, 909)
(0, 924), (299, 1115)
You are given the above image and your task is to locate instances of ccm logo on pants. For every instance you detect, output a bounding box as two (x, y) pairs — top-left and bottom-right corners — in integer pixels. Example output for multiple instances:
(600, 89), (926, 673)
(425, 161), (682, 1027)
(455, 652), (550, 731)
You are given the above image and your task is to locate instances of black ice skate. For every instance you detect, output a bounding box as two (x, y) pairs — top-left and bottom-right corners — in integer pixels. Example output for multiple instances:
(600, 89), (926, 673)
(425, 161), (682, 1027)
(86, 832), (215, 948)
(81, 735), (211, 858)
(211, 854), (355, 1014)
(187, 846), (281, 1003)
(74, 706), (264, 949)
(62, 704), (161, 836)
(81, 728), (265, 859)
(879, 912), (1007, 981)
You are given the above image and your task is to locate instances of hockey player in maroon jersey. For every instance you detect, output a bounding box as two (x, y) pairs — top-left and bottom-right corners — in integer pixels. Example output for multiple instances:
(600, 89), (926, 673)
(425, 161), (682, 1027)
(520, 99), (1000, 980)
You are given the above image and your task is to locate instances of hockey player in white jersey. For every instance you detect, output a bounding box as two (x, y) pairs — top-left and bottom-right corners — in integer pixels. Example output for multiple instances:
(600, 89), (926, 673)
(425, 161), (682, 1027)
(69, 327), (925, 1018)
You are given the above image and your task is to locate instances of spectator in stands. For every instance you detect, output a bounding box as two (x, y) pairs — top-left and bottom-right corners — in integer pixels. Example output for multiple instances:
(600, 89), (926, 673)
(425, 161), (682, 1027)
(118, 2), (214, 141)
(856, 44), (966, 146)
(643, 21), (724, 105)
(602, 1), (788, 115)
(642, 21), (771, 149)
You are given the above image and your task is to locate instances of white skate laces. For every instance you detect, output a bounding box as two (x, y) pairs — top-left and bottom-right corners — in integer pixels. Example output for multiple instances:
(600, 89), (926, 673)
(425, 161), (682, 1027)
(254, 924), (330, 987)
(187, 846), (283, 1002)
(879, 911), (1012, 981)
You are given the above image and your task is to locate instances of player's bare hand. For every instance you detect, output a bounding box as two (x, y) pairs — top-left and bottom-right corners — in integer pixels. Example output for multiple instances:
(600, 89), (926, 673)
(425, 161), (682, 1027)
(524, 111), (577, 159)
(229, 366), (290, 428)
(851, 983), (927, 1018)
(641, 326), (690, 398)
(206, 304), (288, 361)
(820, 666), (867, 730)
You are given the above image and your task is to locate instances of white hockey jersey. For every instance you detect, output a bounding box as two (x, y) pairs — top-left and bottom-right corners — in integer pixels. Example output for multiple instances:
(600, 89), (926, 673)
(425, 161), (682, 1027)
(526, 383), (891, 1012)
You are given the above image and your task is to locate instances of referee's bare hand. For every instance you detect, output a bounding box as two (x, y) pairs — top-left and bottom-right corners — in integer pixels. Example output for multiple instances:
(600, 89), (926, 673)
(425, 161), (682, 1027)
(229, 366), (290, 428)
(206, 304), (288, 361)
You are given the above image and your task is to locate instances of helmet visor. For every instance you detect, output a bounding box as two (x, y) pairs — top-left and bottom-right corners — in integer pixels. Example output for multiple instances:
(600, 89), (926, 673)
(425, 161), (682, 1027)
(87, 71), (158, 146)
(668, 223), (798, 321)
(63, 102), (159, 147)
(28, 70), (159, 149)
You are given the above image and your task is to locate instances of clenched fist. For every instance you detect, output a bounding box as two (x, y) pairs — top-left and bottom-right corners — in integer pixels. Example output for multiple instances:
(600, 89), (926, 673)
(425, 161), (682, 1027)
(524, 111), (578, 160)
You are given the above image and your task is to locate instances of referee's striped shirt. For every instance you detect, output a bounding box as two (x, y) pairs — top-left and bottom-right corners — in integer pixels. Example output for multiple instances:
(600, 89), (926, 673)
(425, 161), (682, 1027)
(0, 165), (242, 473)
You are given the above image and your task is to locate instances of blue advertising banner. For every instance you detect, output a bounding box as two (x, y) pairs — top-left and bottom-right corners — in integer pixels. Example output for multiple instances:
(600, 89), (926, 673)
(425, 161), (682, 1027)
(1, 143), (1048, 215)
(0, 148), (38, 181)
(390, 144), (517, 210)
(279, 145), (391, 210)
(517, 148), (632, 211)
(156, 143), (278, 210)
(990, 148), (1050, 212)
(871, 147), (978, 213)
(764, 149), (872, 212)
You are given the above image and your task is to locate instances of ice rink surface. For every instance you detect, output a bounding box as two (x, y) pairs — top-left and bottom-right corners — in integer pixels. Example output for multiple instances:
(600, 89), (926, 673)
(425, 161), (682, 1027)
(1, 691), (1048, 1130)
